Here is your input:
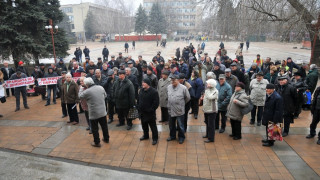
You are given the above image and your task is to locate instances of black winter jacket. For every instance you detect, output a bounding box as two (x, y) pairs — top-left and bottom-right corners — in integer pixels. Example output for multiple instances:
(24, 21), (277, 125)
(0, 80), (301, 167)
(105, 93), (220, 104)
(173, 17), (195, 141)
(113, 77), (135, 109)
(276, 83), (297, 114)
(262, 91), (283, 126)
(137, 87), (159, 122)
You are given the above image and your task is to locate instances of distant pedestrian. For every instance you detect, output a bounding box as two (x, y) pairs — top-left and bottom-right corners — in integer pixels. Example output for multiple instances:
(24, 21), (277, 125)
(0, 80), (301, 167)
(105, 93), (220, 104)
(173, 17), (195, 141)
(124, 42), (129, 53)
(246, 40), (250, 50)
(102, 45), (109, 62)
(79, 77), (109, 147)
(83, 46), (90, 58)
(132, 41), (135, 50)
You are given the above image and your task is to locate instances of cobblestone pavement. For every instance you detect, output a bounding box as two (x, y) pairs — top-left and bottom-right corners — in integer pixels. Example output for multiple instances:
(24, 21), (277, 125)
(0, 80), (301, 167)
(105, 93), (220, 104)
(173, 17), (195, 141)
(1, 41), (318, 179)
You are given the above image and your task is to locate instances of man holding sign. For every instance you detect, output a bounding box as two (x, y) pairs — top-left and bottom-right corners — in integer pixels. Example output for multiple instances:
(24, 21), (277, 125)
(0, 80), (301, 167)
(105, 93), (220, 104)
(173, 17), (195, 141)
(9, 71), (30, 112)
(44, 67), (59, 106)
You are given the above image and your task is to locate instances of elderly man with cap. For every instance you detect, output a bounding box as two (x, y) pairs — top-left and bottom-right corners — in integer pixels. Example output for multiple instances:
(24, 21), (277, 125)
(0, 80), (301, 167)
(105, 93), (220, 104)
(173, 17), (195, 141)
(108, 55), (119, 69)
(216, 74), (232, 133)
(226, 82), (249, 140)
(167, 74), (191, 144)
(85, 60), (98, 74)
(231, 62), (245, 83)
(127, 60), (138, 77)
(306, 64), (319, 95)
(292, 72), (307, 118)
(9, 71), (30, 112)
(262, 84), (283, 147)
(103, 69), (118, 124)
(113, 69), (135, 130)
(138, 78), (160, 145)
(179, 59), (189, 77)
(101, 63), (110, 77)
(157, 70), (171, 123)
(62, 73), (79, 125)
(225, 68), (238, 93)
(57, 71), (68, 118)
(247, 63), (261, 80)
(116, 52), (125, 65)
(178, 73), (194, 131)
(143, 66), (158, 89)
(249, 71), (269, 126)
(125, 67), (139, 99)
(169, 64), (179, 78)
(276, 75), (297, 137)
(96, 57), (103, 70)
(213, 62), (224, 81)
(102, 45), (109, 62)
(86, 67), (95, 78)
(79, 77), (110, 147)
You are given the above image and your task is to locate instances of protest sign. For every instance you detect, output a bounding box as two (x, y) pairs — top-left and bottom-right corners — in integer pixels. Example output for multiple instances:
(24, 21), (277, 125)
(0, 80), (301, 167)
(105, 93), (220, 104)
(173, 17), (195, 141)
(5, 77), (34, 88)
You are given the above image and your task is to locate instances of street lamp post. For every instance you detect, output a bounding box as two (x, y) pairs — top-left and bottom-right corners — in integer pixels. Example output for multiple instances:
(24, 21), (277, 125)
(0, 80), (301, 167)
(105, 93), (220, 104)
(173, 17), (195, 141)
(45, 19), (58, 64)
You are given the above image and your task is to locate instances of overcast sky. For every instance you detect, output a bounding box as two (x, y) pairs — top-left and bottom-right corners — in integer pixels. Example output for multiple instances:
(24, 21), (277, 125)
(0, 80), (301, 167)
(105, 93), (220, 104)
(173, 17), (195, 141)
(59, 0), (143, 11)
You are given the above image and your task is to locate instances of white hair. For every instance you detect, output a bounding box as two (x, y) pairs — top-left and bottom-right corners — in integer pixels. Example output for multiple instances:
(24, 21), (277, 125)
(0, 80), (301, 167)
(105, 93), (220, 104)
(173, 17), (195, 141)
(95, 69), (101, 73)
(66, 73), (72, 78)
(3, 60), (9, 64)
(125, 67), (131, 72)
(310, 64), (317, 70)
(206, 72), (216, 79)
(84, 77), (95, 86)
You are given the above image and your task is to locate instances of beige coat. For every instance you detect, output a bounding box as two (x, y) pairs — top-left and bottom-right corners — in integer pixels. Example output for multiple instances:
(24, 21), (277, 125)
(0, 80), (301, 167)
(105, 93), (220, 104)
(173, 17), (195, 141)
(157, 77), (171, 107)
(226, 89), (249, 121)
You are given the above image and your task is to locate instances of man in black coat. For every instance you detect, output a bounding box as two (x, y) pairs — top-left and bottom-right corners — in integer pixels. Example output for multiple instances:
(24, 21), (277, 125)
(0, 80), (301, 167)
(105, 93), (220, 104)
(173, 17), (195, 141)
(102, 45), (109, 62)
(276, 76), (297, 137)
(138, 78), (159, 145)
(1, 61), (15, 96)
(44, 67), (59, 106)
(83, 46), (90, 58)
(262, 84), (283, 147)
(103, 70), (118, 124)
(113, 70), (135, 130)
(125, 67), (139, 100)
(292, 72), (307, 118)
(230, 62), (245, 83)
(108, 55), (119, 69)
(306, 86), (320, 145)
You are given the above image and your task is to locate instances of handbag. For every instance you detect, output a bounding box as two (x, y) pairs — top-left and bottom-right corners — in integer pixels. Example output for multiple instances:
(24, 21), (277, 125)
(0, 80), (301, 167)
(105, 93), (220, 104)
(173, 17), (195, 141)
(236, 94), (254, 115)
(267, 122), (283, 141)
(0, 96), (6, 103)
(127, 106), (139, 119)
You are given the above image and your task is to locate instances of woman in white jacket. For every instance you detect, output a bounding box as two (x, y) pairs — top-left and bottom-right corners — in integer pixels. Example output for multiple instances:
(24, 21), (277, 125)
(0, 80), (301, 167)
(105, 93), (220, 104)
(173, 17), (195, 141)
(202, 79), (219, 143)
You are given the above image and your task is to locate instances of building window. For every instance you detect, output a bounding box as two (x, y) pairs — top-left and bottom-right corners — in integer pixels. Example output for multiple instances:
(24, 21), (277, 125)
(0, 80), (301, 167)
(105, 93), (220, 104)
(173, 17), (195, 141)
(71, 24), (75, 29)
(61, 7), (73, 13)
(68, 15), (74, 23)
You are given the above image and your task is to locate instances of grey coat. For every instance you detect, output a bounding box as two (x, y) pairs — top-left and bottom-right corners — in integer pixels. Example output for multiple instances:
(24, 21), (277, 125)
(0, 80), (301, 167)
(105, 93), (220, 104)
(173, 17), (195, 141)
(226, 74), (238, 93)
(249, 79), (269, 106)
(167, 83), (191, 117)
(79, 85), (107, 120)
(226, 89), (249, 121)
(157, 77), (171, 107)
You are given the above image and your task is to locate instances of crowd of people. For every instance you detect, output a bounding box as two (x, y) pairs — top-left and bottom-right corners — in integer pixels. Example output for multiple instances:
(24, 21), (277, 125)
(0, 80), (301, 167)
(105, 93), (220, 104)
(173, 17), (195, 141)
(1, 42), (320, 147)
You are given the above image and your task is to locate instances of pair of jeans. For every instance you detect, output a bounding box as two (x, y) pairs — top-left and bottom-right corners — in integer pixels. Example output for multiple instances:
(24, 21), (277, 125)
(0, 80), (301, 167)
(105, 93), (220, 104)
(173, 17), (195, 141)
(204, 113), (217, 141)
(91, 116), (109, 144)
(46, 85), (57, 104)
(61, 102), (68, 116)
(251, 105), (264, 123)
(230, 119), (242, 138)
(14, 86), (28, 108)
(215, 110), (227, 129)
(117, 108), (131, 126)
(67, 103), (79, 122)
(141, 114), (158, 141)
(169, 115), (185, 140)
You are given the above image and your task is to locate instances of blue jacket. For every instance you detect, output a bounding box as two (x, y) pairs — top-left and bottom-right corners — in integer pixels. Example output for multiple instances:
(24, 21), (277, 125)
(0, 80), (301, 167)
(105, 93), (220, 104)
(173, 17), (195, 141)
(188, 77), (204, 99)
(216, 82), (232, 111)
(262, 91), (283, 126)
(179, 63), (189, 76)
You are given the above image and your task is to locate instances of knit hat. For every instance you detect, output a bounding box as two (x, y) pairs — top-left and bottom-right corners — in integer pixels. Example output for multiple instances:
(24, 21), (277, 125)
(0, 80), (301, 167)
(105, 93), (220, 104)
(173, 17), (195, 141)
(162, 70), (170, 75)
(266, 84), (275, 89)
(179, 73), (186, 79)
(230, 62), (237, 66)
(108, 70), (114, 76)
(143, 78), (151, 86)
(118, 69), (126, 74)
(225, 68), (231, 72)
(256, 71), (264, 77)
(293, 72), (301, 76)
(18, 61), (24, 65)
(236, 82), (245, 89)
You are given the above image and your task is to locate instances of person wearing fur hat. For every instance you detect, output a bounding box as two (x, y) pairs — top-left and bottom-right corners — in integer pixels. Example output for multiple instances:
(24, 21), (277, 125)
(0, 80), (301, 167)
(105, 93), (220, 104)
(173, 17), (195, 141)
(226, 82), (249, 140)
(202, 79), (219, 143)
(137, 78), (160, 145)
(143, 66), (158, 89)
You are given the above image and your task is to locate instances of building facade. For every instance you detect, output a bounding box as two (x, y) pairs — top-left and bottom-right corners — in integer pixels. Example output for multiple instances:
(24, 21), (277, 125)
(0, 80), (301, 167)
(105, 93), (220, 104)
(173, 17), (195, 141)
(143, 0), (202, 37)
(60, 3), (133, 41)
